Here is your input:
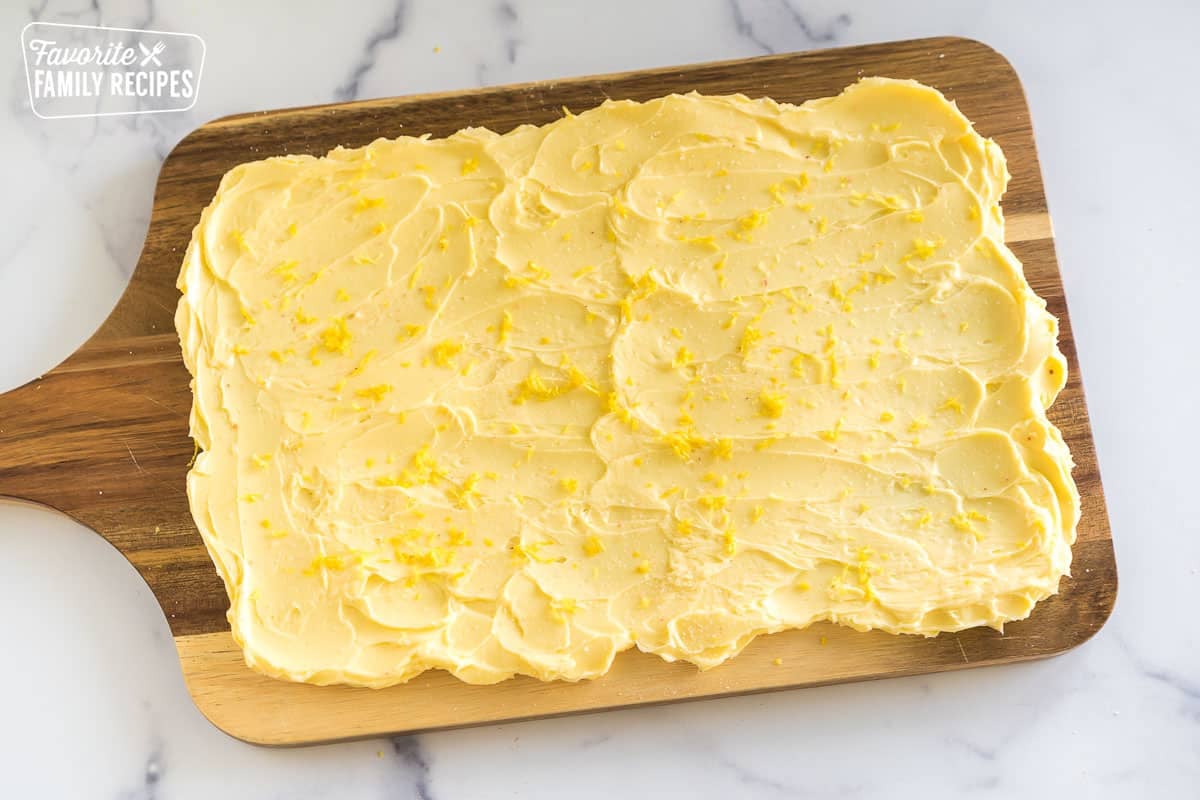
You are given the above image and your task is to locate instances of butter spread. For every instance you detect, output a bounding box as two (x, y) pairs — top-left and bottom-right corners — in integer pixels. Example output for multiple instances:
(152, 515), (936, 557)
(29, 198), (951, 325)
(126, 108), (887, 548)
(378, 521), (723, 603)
(176, 78), (1079, 688)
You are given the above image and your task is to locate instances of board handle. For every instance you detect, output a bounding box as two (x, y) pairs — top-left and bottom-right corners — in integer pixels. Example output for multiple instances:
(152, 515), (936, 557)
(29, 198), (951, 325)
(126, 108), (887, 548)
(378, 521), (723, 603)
(0, 335), (192, 518)
(0, 375), (83, 508)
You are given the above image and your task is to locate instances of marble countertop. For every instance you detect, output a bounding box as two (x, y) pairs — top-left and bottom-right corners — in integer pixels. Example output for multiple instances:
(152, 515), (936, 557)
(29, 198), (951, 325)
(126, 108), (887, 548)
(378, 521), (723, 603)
(2, 0), (1196, 796)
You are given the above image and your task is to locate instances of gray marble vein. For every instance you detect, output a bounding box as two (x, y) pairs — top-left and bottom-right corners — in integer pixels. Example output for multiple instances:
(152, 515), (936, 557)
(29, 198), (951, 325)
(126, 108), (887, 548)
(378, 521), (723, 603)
(336, 0), (409, 102)
(475, 2), (522, 87)
(729, 0), (851, 54)
(390, 737), (434, 800)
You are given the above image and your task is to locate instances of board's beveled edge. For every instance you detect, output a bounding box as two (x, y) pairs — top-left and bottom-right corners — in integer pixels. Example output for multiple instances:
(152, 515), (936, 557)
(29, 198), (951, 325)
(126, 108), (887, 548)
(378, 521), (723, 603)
(175, 538), (1118, 747)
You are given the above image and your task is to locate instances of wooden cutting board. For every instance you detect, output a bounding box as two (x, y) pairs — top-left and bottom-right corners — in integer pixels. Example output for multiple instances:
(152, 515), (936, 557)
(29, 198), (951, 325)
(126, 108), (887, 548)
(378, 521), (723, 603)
(0, 37), (1116, 746)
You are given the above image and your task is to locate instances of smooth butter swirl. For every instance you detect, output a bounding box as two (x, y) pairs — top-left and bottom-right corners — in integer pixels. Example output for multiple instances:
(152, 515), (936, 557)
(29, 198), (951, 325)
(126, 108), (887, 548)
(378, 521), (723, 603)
(176, 78), (1079, 687)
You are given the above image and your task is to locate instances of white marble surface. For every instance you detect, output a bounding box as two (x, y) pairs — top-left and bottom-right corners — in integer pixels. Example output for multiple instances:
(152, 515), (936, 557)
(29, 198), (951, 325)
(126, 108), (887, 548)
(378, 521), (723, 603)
(2, 0), (1197, 796)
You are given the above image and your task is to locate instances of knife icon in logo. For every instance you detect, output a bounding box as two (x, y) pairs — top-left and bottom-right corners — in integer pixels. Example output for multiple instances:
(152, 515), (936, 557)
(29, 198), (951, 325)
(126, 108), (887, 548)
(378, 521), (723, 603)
(139, 41), (165, 66)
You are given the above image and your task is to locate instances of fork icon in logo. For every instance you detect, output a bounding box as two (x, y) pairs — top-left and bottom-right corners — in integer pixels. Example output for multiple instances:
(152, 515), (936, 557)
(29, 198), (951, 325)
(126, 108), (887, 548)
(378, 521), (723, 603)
(139, 41), (165, 66)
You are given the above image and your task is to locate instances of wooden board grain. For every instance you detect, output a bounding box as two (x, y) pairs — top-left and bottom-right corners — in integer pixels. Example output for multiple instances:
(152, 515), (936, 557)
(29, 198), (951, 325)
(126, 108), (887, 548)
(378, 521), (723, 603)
(0, 37), (1116, 746)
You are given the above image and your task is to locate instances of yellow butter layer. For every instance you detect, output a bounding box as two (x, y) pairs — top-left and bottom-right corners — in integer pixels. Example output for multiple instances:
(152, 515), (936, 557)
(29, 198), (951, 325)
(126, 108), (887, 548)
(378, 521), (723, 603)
(176, 78), (1078, 688)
